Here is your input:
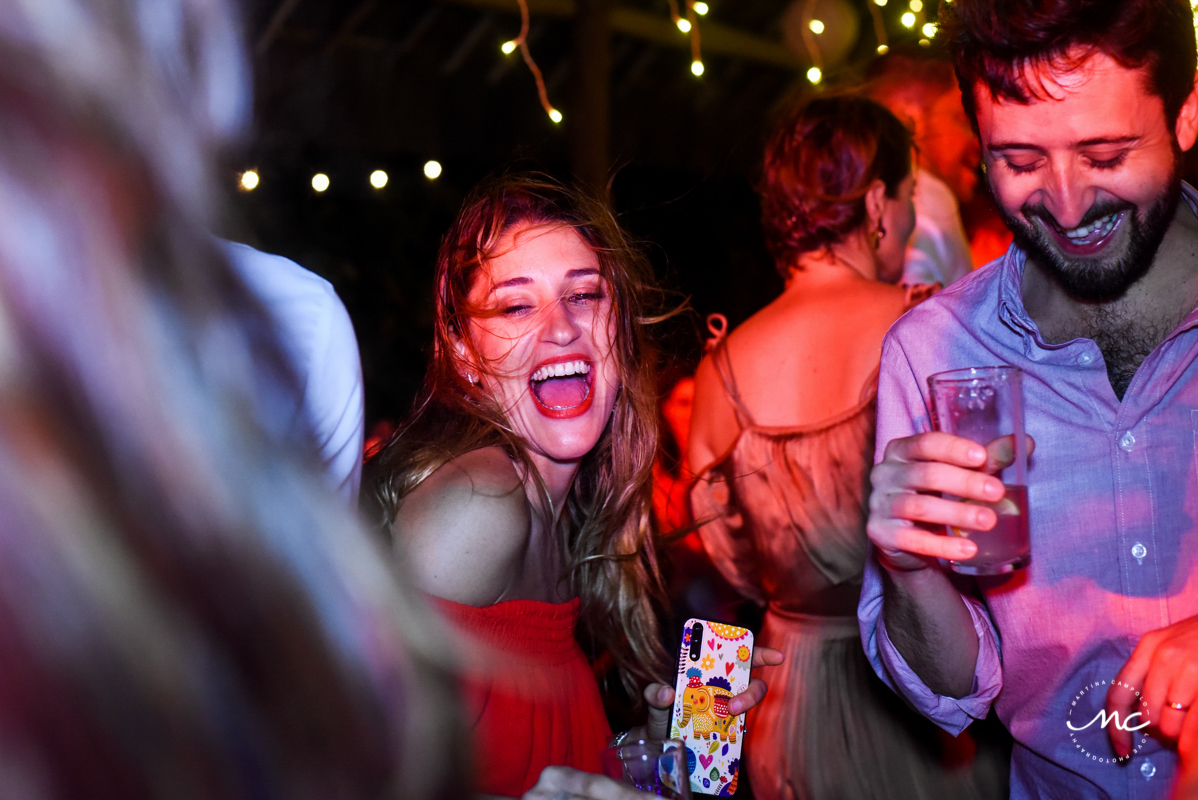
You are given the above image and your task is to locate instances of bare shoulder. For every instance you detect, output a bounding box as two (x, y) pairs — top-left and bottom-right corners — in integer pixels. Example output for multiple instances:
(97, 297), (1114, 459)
(392, 446), (531, 606)
(688, 351), (740, 475)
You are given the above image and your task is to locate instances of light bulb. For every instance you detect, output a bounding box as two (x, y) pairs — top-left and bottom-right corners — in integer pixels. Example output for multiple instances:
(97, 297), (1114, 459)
(370, 170), (388, 188)
(809, 19), (825, 34)
(239, 170), (259, 191)
(910, 0), (923, 11)
(922, 22), (937, 37)
(549, 108), (563, 123)
(901, 11), (916, 27)
(423, 161), (442, 180)
(311, 173), (329, 192)
(677, 18), (692, 32)
(501, 40), (517, 55)
(694, 2), (709, 14)
(807, 66), (822, 84)
(691, 60), (704, 76)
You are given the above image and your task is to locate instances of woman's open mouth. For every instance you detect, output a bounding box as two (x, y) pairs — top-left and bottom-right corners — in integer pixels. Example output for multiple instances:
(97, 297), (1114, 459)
(529, 358), (594, 419)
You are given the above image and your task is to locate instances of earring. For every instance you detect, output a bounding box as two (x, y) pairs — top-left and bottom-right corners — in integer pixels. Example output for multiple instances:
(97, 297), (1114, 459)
(872, 222), (886, 250)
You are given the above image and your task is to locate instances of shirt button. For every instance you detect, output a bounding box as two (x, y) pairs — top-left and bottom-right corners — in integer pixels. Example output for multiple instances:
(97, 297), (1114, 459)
(1141, 759), (1156, 779)
(1078, 351), (1094, 366)
(1120, 432), (1136, 452)
(1132, 542), (1148, 560)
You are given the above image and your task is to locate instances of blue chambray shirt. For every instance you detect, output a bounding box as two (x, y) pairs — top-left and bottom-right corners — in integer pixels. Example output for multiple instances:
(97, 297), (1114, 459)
(858, 184), (1198, 799)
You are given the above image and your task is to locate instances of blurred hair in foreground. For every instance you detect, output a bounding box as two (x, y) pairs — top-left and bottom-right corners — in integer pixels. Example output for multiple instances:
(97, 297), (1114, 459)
(0, 0), (462, 797)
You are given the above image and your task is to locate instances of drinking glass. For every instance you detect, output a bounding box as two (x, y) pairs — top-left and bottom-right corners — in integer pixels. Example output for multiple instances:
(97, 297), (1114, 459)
(601, 738), (691, 799)
(928, 366), (1030, 575)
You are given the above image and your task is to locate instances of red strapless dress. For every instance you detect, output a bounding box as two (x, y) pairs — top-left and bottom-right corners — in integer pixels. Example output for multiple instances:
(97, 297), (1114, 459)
(434, 597), (612, 797)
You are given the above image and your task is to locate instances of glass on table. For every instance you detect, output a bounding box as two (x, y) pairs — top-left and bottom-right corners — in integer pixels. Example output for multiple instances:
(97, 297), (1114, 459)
(928, 366), (1029, 575)
(601, 738), (691, 798)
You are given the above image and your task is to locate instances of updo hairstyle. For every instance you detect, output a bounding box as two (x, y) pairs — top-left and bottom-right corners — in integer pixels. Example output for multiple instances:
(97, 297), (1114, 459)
(760, 94), (913, 277)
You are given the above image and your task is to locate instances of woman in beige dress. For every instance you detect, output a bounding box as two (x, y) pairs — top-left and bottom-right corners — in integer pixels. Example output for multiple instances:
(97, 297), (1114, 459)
(687, 95), (1005, 800)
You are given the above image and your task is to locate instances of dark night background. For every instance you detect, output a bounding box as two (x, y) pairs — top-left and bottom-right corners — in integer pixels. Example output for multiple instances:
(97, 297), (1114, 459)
(221, 0), (971, 434)
(223, 0), (1198, 434)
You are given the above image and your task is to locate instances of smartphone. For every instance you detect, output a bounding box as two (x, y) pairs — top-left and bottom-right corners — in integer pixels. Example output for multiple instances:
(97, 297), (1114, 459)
(669, 617), (754, 796)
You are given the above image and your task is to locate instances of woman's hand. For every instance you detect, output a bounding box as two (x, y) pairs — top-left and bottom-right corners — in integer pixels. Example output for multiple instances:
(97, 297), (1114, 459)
(519, 766), (655, 799)
(639, 645), (785, 739)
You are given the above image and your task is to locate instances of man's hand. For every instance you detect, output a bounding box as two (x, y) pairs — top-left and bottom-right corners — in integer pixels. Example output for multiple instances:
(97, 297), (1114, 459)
(1171, 694), (1198, 799)
(641, 646), (785, 739)
(1109, 617), (1198, 759)
(868, 432), (1007, 571)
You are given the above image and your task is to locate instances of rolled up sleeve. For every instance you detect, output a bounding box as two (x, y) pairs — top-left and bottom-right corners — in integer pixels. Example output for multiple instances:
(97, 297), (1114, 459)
(859, 558), (1002, 734)
(857, 330), (1003, 735)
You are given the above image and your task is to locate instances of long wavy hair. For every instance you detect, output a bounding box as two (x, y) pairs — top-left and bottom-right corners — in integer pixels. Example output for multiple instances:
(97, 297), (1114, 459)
(371, 173), (668, 694)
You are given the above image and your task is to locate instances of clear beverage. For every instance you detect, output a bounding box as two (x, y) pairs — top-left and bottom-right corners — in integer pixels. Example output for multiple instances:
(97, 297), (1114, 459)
(949, 484), (1030, 575)
(601, 739), (691, 799)
(929, 366), (1029, 575)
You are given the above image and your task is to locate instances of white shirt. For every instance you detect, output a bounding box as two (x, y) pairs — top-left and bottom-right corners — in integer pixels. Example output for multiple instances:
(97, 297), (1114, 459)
(902, 168), (974, 287)
(223, 241), (364, 505)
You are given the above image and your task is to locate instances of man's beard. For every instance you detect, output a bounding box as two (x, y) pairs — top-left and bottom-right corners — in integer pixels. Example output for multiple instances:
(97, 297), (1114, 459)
(999, 158), (1183, 303)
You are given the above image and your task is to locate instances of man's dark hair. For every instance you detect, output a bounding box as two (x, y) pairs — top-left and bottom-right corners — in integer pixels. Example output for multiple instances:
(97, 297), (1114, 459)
(941, 0), (1197, 129)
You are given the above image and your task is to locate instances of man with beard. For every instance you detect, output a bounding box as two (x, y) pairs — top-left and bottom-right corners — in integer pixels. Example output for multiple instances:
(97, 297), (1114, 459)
(857, 0), (1198, 796)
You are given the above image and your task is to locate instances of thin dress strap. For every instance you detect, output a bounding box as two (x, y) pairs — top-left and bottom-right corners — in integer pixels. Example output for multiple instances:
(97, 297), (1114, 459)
(705, 313), (755, 428)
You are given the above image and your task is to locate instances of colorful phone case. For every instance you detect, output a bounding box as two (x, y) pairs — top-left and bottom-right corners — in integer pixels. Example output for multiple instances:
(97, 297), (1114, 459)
(669, 618), (753, 796)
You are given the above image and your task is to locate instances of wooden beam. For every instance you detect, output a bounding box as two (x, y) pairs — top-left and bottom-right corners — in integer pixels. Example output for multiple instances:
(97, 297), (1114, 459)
(435, 0), (801, 70)
(323, 0), (379, 57)
(256, 0), (303, 58)
(441, 14), (494, 75)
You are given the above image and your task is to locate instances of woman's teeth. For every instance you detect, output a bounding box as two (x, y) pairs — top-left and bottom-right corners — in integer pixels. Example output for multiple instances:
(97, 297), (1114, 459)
(530, 360), (590, 382)
(1064, 213), (1118, 242)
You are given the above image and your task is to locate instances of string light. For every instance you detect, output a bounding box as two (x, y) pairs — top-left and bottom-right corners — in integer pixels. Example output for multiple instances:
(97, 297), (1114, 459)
(501, 40), (517, 54)
(867, 0), (889, 53)
(922, 22), (938, 36)
(311, 173), (329, 192)
(370, 170), (388, 189)
(667, 0), (683, 25)
(800, 0), (823, 81)
(910, 0), (923, 11)
(665, 0), (703, 75)
(424, 161), (442, 180)
(685, 0), (703, 79)
(507, 0), (560, 124)
(239, 170), (259, 191)
(919, 38), (931, 46)
(901, 11), (916, 27)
